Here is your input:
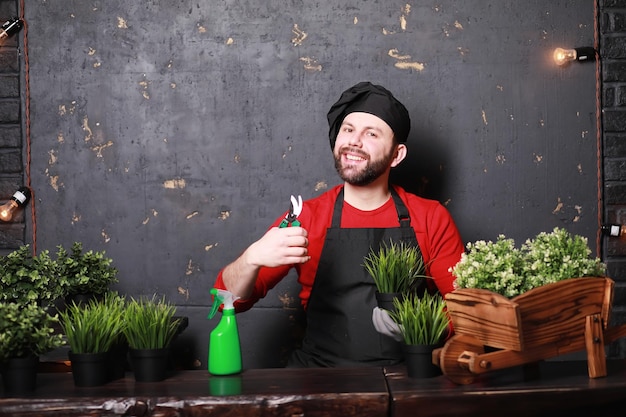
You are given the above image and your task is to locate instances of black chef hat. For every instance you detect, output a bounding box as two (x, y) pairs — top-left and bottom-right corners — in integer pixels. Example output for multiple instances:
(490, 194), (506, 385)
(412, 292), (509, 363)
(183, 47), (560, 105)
(326, 81), (411, 150)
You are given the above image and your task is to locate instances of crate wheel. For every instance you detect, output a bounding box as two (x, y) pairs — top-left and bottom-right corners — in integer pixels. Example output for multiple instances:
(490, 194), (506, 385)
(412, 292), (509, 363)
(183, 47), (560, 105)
(439, 334), (484, 385)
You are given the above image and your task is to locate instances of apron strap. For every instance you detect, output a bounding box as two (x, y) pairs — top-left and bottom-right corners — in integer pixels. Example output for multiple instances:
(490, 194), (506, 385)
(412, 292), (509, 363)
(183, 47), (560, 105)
(331, 186), (411, 228)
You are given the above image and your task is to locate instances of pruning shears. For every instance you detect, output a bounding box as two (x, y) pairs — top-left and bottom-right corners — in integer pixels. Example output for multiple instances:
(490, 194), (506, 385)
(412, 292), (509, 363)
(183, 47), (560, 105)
(279, 195), (303, 228)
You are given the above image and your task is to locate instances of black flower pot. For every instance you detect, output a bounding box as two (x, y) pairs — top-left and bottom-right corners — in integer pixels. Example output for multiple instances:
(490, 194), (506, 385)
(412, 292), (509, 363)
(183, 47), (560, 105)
(107, 341), (128, 382)
(129, 347), (170, 382)
(65, 293), (101, 307)
(402, 343), (443, 378)
(375, 291), (402, 312)
(1, 356), (39, 395)
(69, 351), (109, 387)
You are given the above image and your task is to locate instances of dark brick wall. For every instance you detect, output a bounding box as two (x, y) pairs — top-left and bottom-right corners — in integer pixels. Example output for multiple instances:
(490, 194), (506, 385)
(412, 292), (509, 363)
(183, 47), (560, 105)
(603, 0), (626, 356)
(0, 0), (26, 252)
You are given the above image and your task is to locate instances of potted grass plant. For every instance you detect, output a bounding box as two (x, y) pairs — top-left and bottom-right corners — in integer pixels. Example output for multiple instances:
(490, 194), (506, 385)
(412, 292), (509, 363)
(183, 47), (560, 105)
(123, 295), (181, 382)
(0, 302), (65, 393)
(391, 292), (449, 378)
(59, 292), (126, 386)
(363, 240), (427, 311)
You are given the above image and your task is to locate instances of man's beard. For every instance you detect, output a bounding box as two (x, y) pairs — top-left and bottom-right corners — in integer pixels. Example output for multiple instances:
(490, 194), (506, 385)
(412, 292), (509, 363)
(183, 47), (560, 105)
(334, 146), (395, 186)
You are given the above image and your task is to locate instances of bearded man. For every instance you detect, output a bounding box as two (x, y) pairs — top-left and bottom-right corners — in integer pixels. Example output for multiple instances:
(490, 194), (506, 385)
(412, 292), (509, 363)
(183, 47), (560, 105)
(214, 81), (464, 367)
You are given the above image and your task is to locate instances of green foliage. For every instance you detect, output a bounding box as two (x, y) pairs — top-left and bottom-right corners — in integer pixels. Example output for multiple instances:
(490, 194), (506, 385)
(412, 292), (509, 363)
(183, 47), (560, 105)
(56, 242), (119, 297)
(452, 227), (606, 298)
(0, 302), (65, 361)
(122, 295), (180, 350)
(391, 292), (449, 345)
(522, 228), (606, 290)
(0, 245), (63, 306)
(451, 236), (526, 298)
(59, 292), (126, 354)
(363, 240), (426, 294)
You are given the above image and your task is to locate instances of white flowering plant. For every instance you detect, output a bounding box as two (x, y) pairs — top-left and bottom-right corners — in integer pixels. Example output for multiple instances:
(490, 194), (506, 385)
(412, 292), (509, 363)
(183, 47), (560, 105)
(451, 235), (526, 298)
(452, 227), (606, 298)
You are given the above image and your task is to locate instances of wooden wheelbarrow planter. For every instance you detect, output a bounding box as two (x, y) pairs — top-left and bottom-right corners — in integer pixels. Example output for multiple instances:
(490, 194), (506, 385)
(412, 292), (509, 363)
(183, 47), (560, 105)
(433, 277), (626, 384)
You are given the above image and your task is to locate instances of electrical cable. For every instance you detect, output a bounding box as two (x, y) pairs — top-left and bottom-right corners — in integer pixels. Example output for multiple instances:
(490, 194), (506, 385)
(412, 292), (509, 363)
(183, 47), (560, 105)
(594, 0), (603, 259)
(19, 0), (36, 255)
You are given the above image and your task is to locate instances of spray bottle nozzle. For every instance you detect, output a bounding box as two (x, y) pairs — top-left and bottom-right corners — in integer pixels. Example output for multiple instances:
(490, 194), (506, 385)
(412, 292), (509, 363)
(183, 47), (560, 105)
(208, 288), (240, 319)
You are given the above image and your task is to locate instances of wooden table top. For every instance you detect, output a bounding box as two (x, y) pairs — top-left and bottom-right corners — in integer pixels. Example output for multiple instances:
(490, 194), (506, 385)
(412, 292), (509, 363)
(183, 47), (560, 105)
(385, 360), (626, 417)
(0, 366), (389, 417)
(3, 360), (626, 416)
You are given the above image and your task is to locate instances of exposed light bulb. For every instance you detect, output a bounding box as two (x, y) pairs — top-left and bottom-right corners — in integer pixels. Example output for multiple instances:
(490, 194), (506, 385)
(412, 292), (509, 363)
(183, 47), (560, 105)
(553, 48), (576, 66)
(0, 17), (23, 41)
(0, 187), (30, 222)
(553, 47), (597, 66)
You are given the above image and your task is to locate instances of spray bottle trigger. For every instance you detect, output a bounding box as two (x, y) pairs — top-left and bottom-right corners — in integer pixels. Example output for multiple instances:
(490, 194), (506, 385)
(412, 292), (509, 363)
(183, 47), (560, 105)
(208, 288), (223, 319)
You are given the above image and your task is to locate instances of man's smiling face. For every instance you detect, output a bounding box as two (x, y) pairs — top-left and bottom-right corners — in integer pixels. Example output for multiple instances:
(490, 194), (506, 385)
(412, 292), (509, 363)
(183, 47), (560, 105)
(333, 112), (398, 186)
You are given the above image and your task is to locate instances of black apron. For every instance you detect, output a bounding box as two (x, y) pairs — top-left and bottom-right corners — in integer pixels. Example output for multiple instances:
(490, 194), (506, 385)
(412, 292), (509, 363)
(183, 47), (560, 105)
(289, 187), (422, 367)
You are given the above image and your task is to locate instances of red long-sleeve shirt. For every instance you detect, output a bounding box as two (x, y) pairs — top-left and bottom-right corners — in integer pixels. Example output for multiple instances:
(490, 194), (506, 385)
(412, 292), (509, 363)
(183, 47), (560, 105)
(214, 185), (464, 313)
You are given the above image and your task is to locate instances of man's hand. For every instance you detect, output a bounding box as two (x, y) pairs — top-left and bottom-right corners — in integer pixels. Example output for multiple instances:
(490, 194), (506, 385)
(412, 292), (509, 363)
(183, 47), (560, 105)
(245, 226), (310, 268)
(372, 307), (403, 342)
(221, 226), (310, 300)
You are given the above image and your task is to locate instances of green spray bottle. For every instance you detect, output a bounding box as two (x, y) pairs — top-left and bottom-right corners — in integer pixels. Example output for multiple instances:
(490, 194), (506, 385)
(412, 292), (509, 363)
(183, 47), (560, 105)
(208, 288), (242, 375)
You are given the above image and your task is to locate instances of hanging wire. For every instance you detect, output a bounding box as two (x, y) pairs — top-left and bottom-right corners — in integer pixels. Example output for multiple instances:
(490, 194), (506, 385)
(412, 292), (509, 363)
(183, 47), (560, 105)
(19, 0), (36, 255)
(594, 0), (603, 259)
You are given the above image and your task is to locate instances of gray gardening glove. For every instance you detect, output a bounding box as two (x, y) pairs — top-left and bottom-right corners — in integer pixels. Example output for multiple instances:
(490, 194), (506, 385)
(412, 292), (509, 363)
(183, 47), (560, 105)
(372, 307), (403, 342)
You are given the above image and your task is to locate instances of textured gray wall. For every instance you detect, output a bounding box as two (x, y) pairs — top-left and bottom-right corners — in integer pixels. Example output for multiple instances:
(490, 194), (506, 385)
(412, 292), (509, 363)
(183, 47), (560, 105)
(22, 1), (597, 368)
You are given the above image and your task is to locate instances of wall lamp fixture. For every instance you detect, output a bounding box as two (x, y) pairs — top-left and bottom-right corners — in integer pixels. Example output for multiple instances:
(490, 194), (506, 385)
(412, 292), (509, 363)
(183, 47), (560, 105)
(0, 17), (22, 41)
(553, 47), (597, 66)
(602, 224), (626, 238)
(0, 186), (31, 222)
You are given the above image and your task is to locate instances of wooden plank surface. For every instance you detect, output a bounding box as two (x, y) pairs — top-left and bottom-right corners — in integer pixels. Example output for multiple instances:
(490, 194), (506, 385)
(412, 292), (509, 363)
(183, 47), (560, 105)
(386, 360), (626, 417)
(514, 278), (609, 349)
(3, 361), (626, 417)
(445, 288), (523, 351)
(0, 367), (389, 417)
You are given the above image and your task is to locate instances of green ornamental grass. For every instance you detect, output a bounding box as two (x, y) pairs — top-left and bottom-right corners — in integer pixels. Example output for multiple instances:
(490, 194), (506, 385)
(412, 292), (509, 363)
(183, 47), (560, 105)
(123, 295), (180, 350)
(60, 292), (126, 354)
(363, 240), (426, 294)
(391, 292), (449, 346)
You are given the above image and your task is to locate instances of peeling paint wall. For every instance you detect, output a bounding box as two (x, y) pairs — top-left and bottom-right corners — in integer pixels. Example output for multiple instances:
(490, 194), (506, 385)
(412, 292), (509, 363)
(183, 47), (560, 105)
(21, 1), (600, 368)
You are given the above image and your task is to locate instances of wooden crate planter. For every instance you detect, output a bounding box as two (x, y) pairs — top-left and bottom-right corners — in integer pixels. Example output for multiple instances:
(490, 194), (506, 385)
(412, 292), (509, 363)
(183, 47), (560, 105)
(433, 277), (626, 384)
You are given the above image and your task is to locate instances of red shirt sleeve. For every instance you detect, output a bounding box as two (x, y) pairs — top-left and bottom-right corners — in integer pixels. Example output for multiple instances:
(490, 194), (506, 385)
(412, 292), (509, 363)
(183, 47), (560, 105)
(213, 187), (340, 313)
